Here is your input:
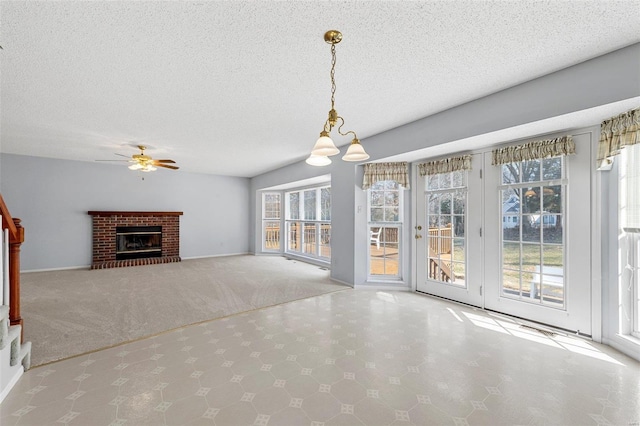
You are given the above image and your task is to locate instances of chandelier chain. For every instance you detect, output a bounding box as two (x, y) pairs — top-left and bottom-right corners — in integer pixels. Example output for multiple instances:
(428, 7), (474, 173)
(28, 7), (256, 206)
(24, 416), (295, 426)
(330, 44), (336, 110)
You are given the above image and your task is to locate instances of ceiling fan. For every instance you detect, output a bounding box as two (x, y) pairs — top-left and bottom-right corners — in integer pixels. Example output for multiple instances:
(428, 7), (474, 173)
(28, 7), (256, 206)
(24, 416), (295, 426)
(97, 145), (179, 172)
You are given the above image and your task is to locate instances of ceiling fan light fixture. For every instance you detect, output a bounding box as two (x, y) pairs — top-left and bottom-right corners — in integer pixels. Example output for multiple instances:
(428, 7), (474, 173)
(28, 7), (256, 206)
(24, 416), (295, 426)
(128, 163), (142, 170)
(342, 138), (369, 162)
(309, 30), (368, 166)
(306, 154), (332, 167)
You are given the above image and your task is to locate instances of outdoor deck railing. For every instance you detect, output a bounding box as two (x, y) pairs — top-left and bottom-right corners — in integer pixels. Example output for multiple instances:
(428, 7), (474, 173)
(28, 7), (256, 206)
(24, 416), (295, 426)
(427, 223), (453, 282)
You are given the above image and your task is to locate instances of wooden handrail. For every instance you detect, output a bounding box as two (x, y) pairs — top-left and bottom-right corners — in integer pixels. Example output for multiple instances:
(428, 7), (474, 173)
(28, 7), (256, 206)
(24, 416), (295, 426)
(0, 193), (25, 338)
(0, 193), (18, 241)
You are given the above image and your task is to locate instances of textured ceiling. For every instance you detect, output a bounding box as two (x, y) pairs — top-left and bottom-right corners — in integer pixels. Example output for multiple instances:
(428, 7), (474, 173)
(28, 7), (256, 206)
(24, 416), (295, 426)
(1, 1), (639, 177)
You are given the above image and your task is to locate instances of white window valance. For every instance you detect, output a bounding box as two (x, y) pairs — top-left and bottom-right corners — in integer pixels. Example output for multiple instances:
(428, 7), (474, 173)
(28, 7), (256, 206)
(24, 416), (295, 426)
(597, 107), (640, 161)
(491, 136), (575, 166)
(417, 155), (471, 176)
(362, 162), (410, 190)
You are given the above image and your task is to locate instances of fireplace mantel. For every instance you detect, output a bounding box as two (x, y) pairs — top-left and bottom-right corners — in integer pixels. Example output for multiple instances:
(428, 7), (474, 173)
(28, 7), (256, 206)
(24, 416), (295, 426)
(88, 211), (182, 269)
(88, 211), (183, 216)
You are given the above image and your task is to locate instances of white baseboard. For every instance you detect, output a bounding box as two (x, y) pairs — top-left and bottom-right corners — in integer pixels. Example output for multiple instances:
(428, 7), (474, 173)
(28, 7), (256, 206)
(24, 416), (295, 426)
(22, 253), (253, 272)
(22, 265), (89, 273)
(602, 334), (640, 362)
(181, 252), (250, 260)
(0, 366), (23, 404)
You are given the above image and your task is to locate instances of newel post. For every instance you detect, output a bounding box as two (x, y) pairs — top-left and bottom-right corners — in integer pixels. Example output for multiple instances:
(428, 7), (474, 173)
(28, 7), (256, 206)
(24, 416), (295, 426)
(9, 218), (24, 337)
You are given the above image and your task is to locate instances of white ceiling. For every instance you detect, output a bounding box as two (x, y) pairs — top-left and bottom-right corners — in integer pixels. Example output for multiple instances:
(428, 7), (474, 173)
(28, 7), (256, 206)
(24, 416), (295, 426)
(1, 1), (639, 177)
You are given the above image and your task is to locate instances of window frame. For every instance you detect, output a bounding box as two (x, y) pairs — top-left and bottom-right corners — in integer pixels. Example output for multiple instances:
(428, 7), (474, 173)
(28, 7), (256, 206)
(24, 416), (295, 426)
(285, 185), (331, 262)
(367, 180), (404, 280)
(261, 192), (282, 252)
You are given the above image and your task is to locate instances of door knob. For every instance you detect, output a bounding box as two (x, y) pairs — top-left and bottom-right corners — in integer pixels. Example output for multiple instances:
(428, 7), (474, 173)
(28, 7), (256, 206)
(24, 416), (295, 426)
(415, 234), (422, 239)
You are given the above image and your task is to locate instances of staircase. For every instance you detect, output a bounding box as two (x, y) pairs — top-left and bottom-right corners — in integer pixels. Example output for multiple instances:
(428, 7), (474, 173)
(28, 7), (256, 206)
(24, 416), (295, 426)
(0, 194), (31, 403)
(0, 305), (31, 402)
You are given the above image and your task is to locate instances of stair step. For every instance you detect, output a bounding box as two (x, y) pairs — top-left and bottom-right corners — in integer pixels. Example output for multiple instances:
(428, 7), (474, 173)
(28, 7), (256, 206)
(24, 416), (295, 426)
(20, 341), (32, 370)
(8, 324), (21, 366)
(0, 306), (8, 350)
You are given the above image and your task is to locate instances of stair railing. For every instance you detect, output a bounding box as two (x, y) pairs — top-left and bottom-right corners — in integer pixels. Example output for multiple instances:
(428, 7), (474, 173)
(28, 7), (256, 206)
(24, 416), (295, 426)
(0, 194), (24, 338)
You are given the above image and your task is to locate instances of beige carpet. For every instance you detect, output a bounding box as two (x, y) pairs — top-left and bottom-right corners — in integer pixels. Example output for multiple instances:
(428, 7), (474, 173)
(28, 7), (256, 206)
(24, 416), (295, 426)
(20, 255), (348, 367)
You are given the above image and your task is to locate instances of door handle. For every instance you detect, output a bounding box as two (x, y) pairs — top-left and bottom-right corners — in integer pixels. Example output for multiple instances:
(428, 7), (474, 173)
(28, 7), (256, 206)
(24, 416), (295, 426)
(415, 234), (422, 239)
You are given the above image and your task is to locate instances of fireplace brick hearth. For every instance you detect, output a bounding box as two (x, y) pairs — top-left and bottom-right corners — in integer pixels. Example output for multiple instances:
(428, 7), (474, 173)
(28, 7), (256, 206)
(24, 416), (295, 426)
(88, 211), (183, 269)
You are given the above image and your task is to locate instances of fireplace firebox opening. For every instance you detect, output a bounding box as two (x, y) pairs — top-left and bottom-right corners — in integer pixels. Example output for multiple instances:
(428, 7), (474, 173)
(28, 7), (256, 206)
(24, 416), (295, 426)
(116, 226), (162, 260)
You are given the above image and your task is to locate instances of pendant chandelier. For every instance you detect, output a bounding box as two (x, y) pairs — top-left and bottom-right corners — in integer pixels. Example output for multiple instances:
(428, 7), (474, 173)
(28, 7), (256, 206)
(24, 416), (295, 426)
(306, 30), (369, 166)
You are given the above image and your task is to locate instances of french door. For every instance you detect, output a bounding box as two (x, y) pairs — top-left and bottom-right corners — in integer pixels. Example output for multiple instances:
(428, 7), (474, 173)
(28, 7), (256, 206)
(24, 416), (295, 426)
(415, 154), (483, 307)
(415, 134), (592, 335)
(483, 134), (592, 335)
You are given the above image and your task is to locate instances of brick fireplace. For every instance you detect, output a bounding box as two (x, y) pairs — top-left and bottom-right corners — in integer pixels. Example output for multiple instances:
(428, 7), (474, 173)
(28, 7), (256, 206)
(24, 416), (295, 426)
(88, 211), (182, 269)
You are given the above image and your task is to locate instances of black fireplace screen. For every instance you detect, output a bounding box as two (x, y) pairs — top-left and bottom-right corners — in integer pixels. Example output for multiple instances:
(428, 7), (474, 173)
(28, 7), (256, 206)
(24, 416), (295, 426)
(116, 226), (162, 260)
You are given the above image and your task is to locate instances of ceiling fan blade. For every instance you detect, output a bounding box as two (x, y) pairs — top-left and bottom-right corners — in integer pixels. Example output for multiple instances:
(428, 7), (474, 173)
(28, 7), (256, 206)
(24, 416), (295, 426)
(153, 159), (176, 164)
(95, 160), (130, 162)
(114, 153), (131, 158)
(155, 164), (179, 170)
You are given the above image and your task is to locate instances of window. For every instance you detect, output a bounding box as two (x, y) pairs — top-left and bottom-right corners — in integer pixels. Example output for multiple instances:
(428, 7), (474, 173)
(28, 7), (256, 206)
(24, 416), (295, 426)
(285, 186), (331, 260)
(500, 157), (565, 307)
(368, 180), (402, 278)
(425, 170), (467, 286)
(262, 193), (281, 251)
(620, 143), (640, 338)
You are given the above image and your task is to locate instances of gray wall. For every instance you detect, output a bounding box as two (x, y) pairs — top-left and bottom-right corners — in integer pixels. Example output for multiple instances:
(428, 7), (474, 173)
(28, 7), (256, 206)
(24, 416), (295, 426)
(1, 154), (250, 270)
(251, 42), (640, 286)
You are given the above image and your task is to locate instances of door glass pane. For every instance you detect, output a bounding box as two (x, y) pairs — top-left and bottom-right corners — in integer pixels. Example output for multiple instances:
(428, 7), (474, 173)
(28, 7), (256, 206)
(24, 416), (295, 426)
(452, 170), (464, 188)
(453, 215), (465, 237)
(522, 160), (540, 182)
(452, 262), (465, 285)
(522, 187), (540, 213)
(502, 269), (521, 295)
(440, 173), (451, 189)
(543, 185), (562, 213)
(542, 215), (562, 243)
(453, 191), (465, 214)
(502, 163), (520, 184)
(502, 242), (520, 270)
(522, 215), (540, 242)
(428, 194), (439, 223)
(427, 174), (439, 190)
(542, 157), (562, 180)
(453, 238), (465, 262)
